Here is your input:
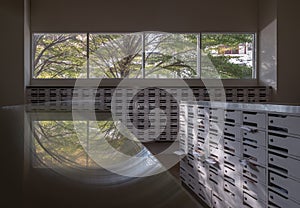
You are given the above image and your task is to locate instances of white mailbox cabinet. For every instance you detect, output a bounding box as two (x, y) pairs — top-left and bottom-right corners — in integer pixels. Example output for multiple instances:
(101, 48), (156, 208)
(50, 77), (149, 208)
(179, 101), (300, 208)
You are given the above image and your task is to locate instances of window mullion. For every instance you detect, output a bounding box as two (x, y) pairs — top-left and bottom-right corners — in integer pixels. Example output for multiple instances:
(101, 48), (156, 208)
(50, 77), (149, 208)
(142, 32), (146, 78)
(87, 33), (90, 79)
(197, 33), (201, 78)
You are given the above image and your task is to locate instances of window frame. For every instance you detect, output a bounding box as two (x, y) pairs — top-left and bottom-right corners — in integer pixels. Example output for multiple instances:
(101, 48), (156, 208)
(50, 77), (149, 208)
(30, 32), (258, 87)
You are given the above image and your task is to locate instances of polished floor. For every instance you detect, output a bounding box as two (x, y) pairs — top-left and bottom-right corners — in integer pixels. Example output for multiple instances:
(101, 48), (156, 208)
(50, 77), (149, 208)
(0, 105), (204, 208)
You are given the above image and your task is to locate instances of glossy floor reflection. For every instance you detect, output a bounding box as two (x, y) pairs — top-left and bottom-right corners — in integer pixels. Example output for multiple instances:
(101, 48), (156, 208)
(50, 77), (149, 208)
(0, 104), (203, 208)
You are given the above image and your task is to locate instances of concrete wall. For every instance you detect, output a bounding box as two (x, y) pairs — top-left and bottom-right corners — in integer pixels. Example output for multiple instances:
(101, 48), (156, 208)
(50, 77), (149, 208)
(0, 0), (25, 106)
(2, 0), (300, 105)
(276, 0), (300, 103)
(31, 0), (259, 32)
(258, 0), (277, 100)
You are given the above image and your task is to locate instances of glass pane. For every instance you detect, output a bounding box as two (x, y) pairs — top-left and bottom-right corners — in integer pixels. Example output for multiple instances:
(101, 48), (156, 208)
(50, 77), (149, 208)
(33, 33), (87, 78)
(201, 33), (254, 79)
(89, 33), (143, 78)
(145, 33), (197, 78)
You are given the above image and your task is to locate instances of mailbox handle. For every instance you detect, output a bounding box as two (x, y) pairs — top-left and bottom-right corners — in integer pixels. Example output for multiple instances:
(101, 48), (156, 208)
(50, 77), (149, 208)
(241, 126), (258, 133)
(205, 158), (217, 165)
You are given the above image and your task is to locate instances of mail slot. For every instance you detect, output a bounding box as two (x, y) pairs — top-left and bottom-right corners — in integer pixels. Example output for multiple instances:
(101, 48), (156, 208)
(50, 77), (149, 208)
(196, 161), (209, 184)
(212, 193), (226, 208)
(209, 146), (223, 163)
(243, 144), (267, 166)
(243, 177), (267, 202)
(224, 109), (242, 124)
(180, 167), (188, 185)
(268, 152), (300, 181)
(243, 111), (266, 129)
(208, 170), (224, 194)
(243, 192), (265, 208)
(224, 166), (242, 187)
(224, 153), (242, 174)
(224, 137), (242, 157)
(209, 108), (225, 121)
(187, 105), (197, 115)
(269, 114), (300, 136)
(223, 181), (243, 206)
(187, 172), (197, 192)
(269, 190), (300, 208)
(269, 133), (300, 159)
(224, 124), (242, 141)
(243, 130), (266, 147)
(198, 107), (209, 119)
(269, 172), (300, 204)
(209, 120), (224, 135)
(243, 163), (266, 184)
(196, 182), (212, 207)
(208, 131), (223, 143)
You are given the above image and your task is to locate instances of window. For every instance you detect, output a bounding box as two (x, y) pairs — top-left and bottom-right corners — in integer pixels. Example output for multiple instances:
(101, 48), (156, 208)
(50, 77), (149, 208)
(32, 32), (256, 80)
(201, 33), (255, 79)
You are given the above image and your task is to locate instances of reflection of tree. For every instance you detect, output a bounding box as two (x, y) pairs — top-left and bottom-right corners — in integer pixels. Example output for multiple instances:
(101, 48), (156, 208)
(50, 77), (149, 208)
(90, 121), (143, 157)
(32, 120), (143, 168)
(33, 121), (91, 168)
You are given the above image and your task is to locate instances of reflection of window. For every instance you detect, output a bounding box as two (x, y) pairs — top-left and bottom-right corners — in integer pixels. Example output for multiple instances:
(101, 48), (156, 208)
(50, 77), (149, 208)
(32, 33), (255, 79)
(32, 119), (142, 169)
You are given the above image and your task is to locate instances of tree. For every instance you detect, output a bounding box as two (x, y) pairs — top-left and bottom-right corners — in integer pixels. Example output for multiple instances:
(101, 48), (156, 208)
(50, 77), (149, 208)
(201, 34), (254, 79)
(33, 33), (197, 79)
(33, 33), (254, 79)
(33, 34), (86, 78)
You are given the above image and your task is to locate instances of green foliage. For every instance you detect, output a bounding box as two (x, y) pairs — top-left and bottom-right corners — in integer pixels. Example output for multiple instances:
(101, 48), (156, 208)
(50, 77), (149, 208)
(202, 34), (253, 49)
(145, 33), (197, 78)
(89, 34), (143, 78)
(201, 33), (254, 79)
(202, 54), (252, 79)
(33, 34), (87, 78)
(33, 33), (254, 79)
